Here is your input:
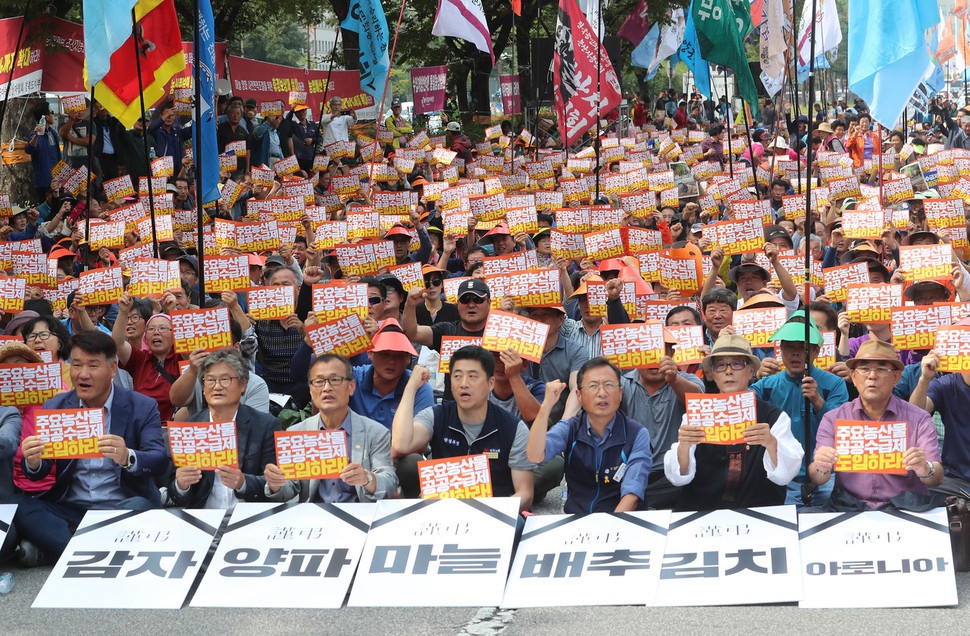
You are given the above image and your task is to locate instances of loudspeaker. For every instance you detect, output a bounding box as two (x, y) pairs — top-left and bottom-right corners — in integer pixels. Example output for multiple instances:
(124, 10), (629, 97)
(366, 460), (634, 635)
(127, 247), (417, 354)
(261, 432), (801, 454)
(531, 38), (554, 101)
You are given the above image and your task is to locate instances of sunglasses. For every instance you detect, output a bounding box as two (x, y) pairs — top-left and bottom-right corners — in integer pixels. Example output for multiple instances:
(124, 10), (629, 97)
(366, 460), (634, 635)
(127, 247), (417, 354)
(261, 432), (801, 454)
(458, 294), (486, 305)
(424, 276), (443, 287)
(368, 296), (383, 306)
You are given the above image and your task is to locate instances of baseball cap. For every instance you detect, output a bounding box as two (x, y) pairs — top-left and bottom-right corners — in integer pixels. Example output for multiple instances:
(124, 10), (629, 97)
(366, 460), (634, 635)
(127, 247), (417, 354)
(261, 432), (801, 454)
(446, 121), (461, 132)
(456, 278), (490, 298)
(264, 255), (286, 268)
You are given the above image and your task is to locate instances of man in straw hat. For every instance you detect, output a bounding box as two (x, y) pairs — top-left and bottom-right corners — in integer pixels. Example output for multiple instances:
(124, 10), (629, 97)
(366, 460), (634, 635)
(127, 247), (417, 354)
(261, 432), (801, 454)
(664, 335), (803, 510)
(809, 339), (942, 511)
(752, 311), (849, 507)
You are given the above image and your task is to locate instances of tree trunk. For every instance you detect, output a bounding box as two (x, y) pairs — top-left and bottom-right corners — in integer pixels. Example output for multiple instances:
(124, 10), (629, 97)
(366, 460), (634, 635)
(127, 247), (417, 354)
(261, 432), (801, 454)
(453, 62), (470, 118)
(0, 97), (41, 205)
(469, 51), (492, 119)
(515, 18), (533, 106)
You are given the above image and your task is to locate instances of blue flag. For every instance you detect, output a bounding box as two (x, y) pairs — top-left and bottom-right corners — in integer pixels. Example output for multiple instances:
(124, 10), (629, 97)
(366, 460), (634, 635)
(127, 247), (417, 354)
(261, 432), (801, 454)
(630, 23), (660, 70)
(342, 0), (390, 103)
(193, 0), (221, 205)
(848, 0), (940, 128)
(672, 9), (712, 99)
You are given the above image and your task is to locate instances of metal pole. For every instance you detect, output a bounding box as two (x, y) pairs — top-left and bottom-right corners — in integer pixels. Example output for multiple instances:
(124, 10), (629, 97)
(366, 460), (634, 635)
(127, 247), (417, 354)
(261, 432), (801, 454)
(84, 85), (95, 271)
(802, 0), (819, 477)
(741, 103), (758, 198)
(131, 8), (159, 258)
(594, 0), (603, 201)
(0, 0), (30, 160)
(724, 68), (734, 178)
(193, 0), (206, 294)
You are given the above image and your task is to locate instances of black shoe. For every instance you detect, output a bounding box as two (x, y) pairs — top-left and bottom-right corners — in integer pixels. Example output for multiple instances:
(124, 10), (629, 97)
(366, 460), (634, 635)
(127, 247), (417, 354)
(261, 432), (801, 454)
(15, 540), (41, 568)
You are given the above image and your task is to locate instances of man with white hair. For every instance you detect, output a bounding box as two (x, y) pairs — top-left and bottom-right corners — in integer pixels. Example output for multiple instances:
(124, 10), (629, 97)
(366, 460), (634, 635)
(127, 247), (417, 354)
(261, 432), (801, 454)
(320, 96), (356, 147)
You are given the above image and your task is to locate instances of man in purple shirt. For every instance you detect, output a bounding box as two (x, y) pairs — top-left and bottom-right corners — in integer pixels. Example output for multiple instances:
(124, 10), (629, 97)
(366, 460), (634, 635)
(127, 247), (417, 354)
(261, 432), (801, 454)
(809, 339), (942, 510)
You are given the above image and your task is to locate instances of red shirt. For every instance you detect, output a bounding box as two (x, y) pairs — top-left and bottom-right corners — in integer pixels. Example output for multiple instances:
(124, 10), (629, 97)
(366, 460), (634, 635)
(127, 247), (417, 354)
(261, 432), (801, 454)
(122, 348), (180, 420)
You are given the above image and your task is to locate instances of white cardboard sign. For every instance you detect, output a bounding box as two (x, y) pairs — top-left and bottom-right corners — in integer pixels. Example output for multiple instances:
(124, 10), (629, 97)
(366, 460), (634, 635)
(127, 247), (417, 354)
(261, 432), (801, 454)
(191, 502), (375, 608)
(502, 510), (671, 607)
(348, 497), (519, 607)
(33, 509), (223, 608)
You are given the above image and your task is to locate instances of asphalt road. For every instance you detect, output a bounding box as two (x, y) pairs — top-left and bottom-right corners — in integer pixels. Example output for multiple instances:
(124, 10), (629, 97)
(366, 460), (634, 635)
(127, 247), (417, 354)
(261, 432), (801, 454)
(3, 487), (969, 635)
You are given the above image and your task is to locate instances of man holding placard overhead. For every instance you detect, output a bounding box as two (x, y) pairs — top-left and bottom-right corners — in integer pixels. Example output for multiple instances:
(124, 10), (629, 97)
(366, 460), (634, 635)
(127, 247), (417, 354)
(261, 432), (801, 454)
(664, 335), (803, 510)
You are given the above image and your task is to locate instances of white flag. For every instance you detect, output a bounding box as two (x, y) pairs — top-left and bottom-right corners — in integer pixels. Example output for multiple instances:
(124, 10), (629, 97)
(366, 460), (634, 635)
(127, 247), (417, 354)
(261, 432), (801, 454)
(760, 0), (792, 97)
(650, 9), (686, 77)
(796, 0), (842, 70)
(432, 0), (494, 63)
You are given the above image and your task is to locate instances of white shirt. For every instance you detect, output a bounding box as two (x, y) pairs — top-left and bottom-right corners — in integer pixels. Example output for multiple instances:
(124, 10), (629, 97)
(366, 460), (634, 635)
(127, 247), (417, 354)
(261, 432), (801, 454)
(175, 410), (242, 510)
(662, 411), (803, 487)
(320, 113), (354, 146)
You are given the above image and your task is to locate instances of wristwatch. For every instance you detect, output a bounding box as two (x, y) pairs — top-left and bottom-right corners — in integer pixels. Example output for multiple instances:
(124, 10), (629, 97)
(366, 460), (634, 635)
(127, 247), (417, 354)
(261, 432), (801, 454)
(124, 449), (136, 470)
(918, 461), (936, 480)
(365, 471), (375, 488)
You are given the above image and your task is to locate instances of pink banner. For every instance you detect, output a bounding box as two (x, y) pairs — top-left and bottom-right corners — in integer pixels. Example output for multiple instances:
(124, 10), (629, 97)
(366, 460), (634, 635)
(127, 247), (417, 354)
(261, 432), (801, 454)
(227, 56), (372, 115)
(0, 17), (44, 98)
(500, 74), (521, 115)
(410, 65), (447, 115)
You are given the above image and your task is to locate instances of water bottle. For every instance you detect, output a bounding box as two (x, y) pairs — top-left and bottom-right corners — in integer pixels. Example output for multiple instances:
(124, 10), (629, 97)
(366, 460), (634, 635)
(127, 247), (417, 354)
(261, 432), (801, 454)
(0, 572), (13, 594)
(149, 147), (156, 160)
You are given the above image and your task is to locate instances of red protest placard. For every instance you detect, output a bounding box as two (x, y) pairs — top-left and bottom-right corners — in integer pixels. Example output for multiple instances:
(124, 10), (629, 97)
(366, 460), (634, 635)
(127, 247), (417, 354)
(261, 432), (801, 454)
(923, 198), (965, 229)
(485, 269), (562, 310)
(898, 243), (953, 282)
(549, 229), (586, 261)
(171, 306), (232, 354)
(77, 266), (123, 307)
(12, 251), (55, 289)
(481, 310), (550, 363)
(622, 226), (663, 254)
(274, 429), (349, 480)
(935, 326), (970, 372)
(127, 258), (181, 298)
(203, 255), (250, 293)
(669, 324), (705, 365)
(468, 192), (506, 222)
(246, 285), (295, 321)
(36, 408), (105, 459)
(88, 220), (126, 251)
(0, 362), (67, 407)
(600, 322), (665, 368)
(833, 420), (907, 474)
(883, 177), (915, 205)
(102, 175), (136, 203)
(335, 240), (396, 277)
(583, 228), (626, 262)
(731, 306), (788, 348)
(481, 249), (538, 276)
(686, 391), (758, 445)
(659, 249), (702, 295)
(822, 262), (870, 303)
(306, 313), (373, 358)
(0, 277), (25, 313)
(890, 305), (951, 350)
(841, 209), (885, 240)
(168, 420), (239, 469)
(587, 279), (636, 319)
(846, 283), (903, 323)
(438, 336), (484, 373)
(386, 261), (424, 292)
(418, 454), (493, 499)
(312, 282), (368, 322)
(713, 217), (765, 256)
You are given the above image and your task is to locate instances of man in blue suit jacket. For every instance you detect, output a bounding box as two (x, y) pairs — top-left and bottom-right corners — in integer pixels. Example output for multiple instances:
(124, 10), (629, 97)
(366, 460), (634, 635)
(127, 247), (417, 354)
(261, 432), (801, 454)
(12, 331), (167, 565)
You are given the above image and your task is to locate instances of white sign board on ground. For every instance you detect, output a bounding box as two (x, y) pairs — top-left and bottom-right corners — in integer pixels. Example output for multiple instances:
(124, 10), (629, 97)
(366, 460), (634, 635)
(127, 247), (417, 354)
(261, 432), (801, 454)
(798, 508), (958, 608)
(648, 505), (802, 606)
(501, 510), (671, 608)
(33, 509), (223, 609)
(0, 504), (14, 549)
(349, 497), (519, 607)
(190, 502), (375, 608)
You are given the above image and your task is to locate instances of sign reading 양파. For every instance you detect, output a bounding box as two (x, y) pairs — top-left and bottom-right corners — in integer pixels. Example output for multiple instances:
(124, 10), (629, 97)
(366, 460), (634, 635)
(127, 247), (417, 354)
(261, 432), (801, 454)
(648, 506), (802, 607)
(349, 498), (520, 607)
(502, 511), (671, 608)
(798, 509), (957, 608)
(33, 509), (223, 608)
(191, 502), (375, 608)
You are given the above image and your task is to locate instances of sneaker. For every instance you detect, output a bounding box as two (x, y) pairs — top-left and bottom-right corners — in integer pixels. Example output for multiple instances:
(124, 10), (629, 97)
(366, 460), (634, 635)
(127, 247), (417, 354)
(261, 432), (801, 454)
(15, 540), (41, 568)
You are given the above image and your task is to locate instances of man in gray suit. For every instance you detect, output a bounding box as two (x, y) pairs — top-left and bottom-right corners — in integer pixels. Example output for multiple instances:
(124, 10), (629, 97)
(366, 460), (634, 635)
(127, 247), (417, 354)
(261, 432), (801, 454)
(264, 354), (398, 502)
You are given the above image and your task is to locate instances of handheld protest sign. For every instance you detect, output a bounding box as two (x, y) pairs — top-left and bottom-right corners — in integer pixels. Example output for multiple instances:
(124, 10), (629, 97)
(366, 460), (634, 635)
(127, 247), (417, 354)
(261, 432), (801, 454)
(481, 310), (550, 363)
(418, 453), (492, 499)
(845, 283), (903, 323)
(274, 429), (349, 480)
(438, 336), (483, 373)
(306, 313), (372, 358)
(833, 420), (906, 474)
(36, 408), (106, 459)
(203, 255), (250, 293)
(171, 306), (232, 354)
(600, 322), (665, 369)
(77, 266), (123, 306)
(246, 285), (295, 321)
(935, 325), (970, 372)
(685, 391), (758, 445)
(0, 361), (62, 407)
(168, 420), (239, 469)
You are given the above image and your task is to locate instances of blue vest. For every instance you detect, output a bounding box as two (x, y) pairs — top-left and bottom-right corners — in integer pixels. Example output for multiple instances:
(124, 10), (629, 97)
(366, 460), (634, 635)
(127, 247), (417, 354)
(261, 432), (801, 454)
(562, 411), (647, 515)
(430, 401), (518, 497)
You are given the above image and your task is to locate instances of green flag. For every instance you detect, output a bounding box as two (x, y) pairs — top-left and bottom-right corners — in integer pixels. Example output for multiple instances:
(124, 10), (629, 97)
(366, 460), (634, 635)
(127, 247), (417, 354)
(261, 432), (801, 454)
(692, 0), (759, 117)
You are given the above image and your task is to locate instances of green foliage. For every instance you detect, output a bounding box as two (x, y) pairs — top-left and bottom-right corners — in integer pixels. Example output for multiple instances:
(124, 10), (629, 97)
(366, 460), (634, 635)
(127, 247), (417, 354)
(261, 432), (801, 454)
(240, 18), (307, 67)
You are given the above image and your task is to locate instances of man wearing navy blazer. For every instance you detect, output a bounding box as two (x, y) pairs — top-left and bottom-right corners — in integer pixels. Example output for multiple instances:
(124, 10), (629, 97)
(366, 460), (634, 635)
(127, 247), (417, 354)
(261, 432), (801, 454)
(13, 331), (168, 565)
(169, 348), (284, 508)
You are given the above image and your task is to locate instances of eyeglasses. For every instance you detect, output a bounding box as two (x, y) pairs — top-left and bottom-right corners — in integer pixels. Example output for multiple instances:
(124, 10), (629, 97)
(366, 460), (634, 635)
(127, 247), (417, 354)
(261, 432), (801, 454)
(203, 376), (238, 388)
(425, 277), (443, 287)
(712, 360), (749, 373)
(853, 365), (896, 377)
(146, 326), (172, 334)
(458, 294), (486, 305)
(309, 376), (350, 388)
(25, 331), (53, 342)
(368, 296), (384, 306)
(583, 381), (619, 392)
(126, 314), (144, 323)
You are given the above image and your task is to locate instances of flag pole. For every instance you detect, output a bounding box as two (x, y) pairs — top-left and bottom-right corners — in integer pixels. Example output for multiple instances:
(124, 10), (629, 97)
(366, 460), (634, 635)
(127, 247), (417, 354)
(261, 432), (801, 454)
(789, 53), (802, 196)
(724, 68), (734, 178)
(84, 85), (96, 271)
(593, 0), (602, 201)
(802, 0), (819, 480)
(741, 103), (758, 198)
(318, 30), (344, 122)
(131, 8), (159, 258)
(367, 0), (409, 182)
(193, 0), (206, 295)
